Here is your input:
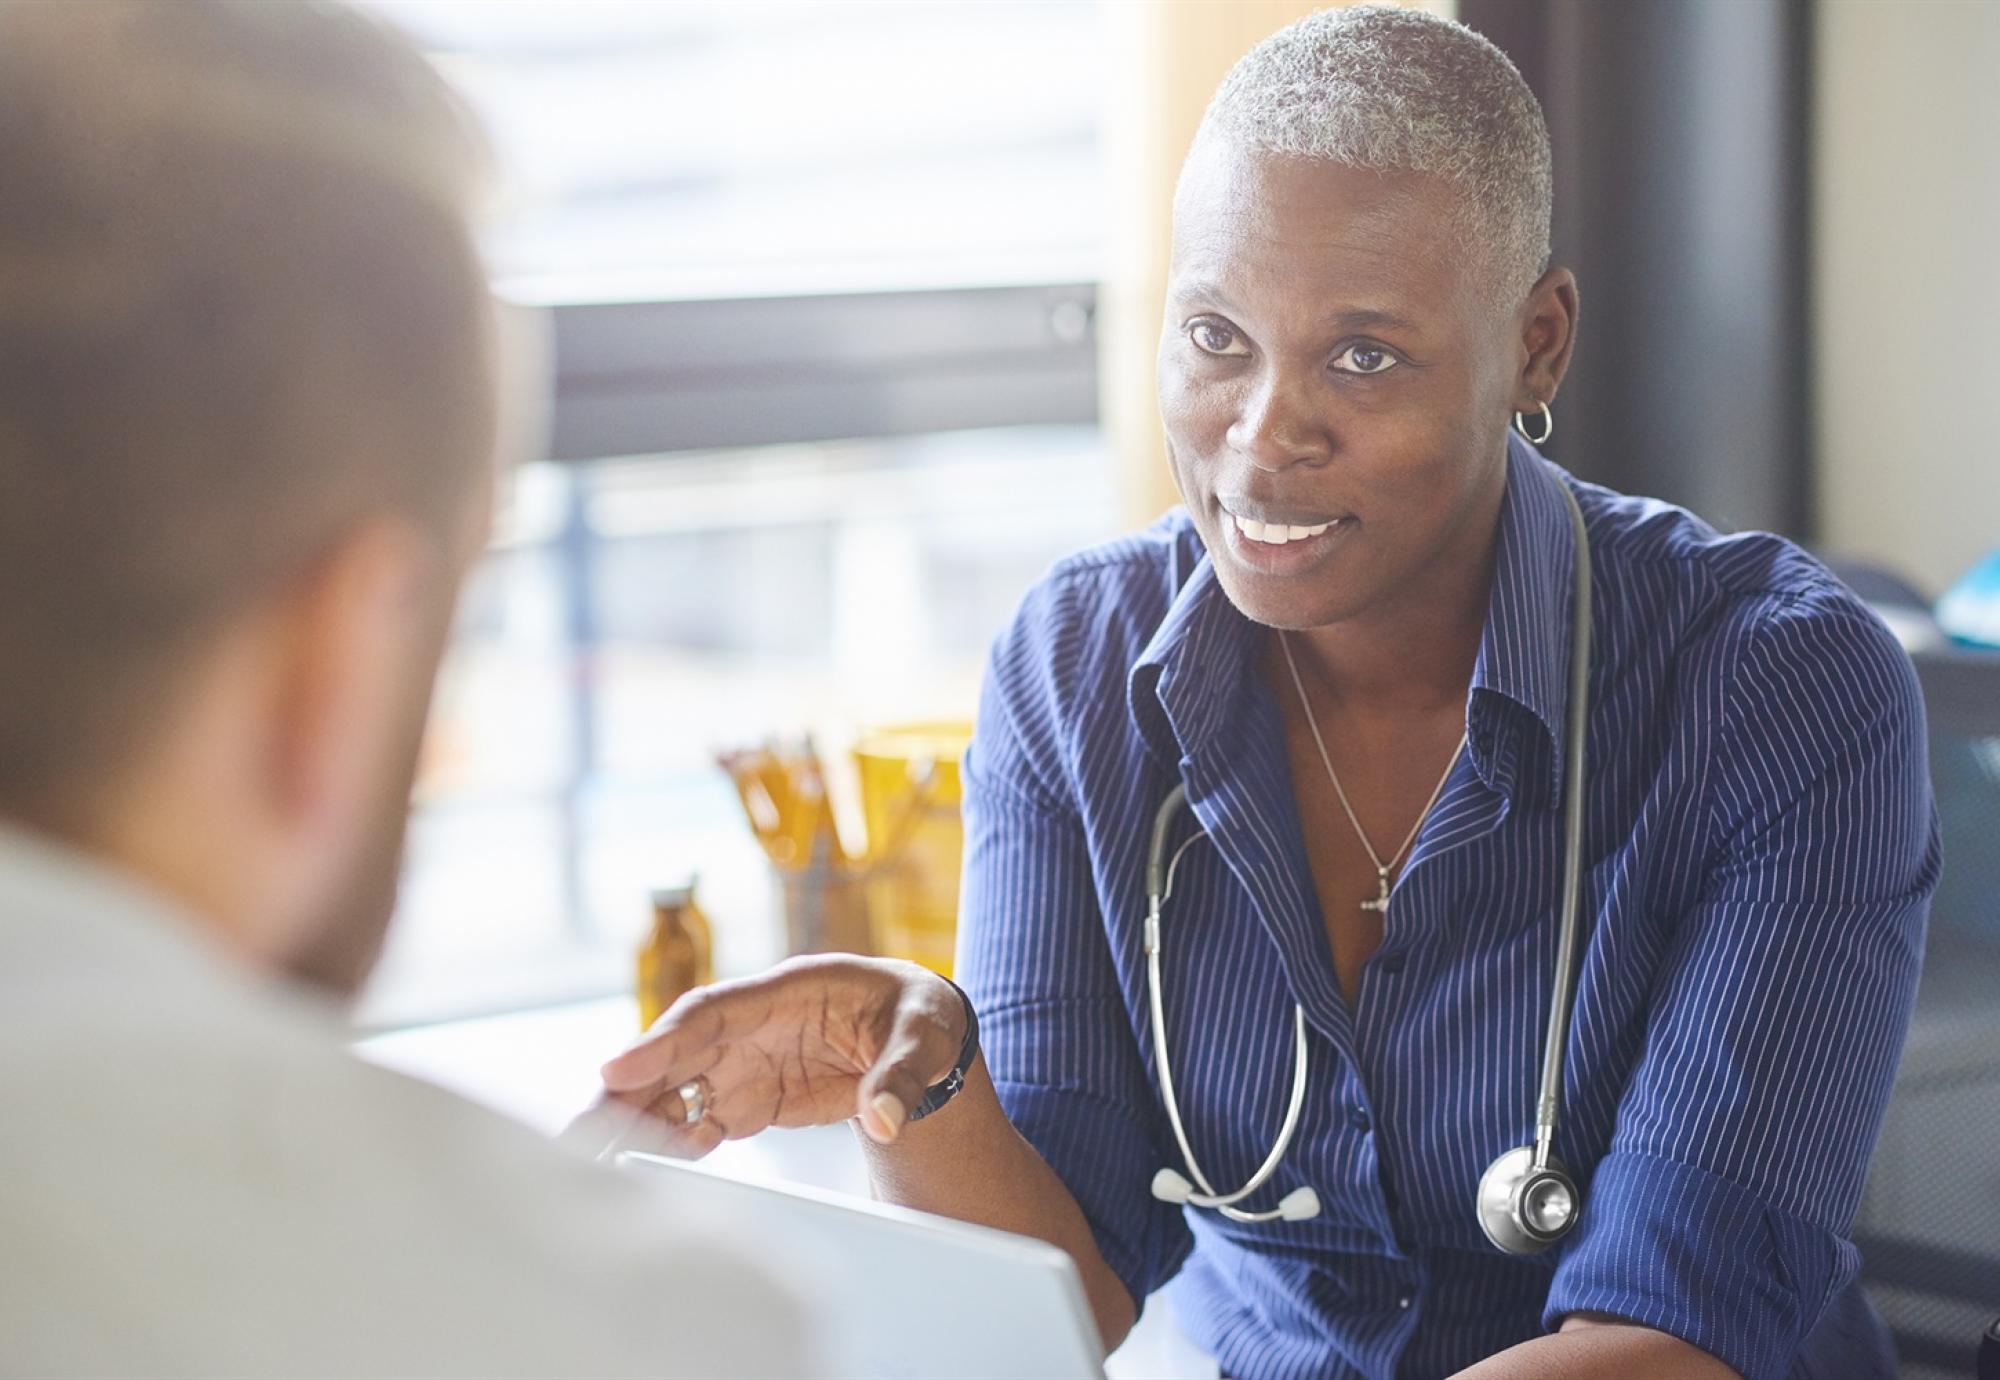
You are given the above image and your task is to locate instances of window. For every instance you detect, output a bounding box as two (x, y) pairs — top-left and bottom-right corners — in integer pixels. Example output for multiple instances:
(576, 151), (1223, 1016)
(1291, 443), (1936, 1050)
(365, 0), (1105, 292)
(352, 2), (1116, 1026)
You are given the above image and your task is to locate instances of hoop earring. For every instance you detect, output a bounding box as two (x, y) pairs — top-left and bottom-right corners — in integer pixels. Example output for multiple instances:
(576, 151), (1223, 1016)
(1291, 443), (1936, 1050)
(1513, 402), (1554, 445)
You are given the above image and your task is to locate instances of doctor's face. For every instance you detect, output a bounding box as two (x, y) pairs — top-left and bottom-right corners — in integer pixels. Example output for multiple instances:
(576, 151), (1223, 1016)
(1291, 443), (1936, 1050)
(1158, 140), (1524, 632)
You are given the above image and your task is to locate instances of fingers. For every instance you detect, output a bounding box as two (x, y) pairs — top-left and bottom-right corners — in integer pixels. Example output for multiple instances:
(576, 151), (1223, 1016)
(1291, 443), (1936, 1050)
(599, 982), (735, 1093)
(559, 1094), (639, 1156)
(597, 954), (929, 1145)
(856, 1037), (930, 1144)
(600, 954), (862, 1095)
(854, 988), (962, 1145)
(617, 1081), (729, 1160)
(563, 1082), (729, 1162)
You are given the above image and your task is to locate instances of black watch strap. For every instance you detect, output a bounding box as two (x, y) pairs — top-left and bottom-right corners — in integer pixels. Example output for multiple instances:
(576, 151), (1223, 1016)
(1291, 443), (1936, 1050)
(907, 977), (979, 1123)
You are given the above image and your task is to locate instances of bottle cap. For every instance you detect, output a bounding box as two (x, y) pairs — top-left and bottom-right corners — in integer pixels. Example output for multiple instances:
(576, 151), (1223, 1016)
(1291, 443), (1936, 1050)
(650, 875), (700, 910)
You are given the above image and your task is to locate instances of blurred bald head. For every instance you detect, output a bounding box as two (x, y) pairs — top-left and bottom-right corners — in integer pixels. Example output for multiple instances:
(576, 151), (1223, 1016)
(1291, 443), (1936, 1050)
(0, 0), (494, 837)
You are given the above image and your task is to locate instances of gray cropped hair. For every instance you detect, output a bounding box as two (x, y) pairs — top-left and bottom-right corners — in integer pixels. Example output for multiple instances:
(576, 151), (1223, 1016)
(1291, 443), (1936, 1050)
(1195, 5), (1553, 302)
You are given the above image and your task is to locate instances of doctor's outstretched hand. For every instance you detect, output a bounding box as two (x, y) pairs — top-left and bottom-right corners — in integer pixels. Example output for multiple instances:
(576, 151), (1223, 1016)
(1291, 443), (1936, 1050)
(578, 954), (968, 1160)
(576, 952), (1140, 1352)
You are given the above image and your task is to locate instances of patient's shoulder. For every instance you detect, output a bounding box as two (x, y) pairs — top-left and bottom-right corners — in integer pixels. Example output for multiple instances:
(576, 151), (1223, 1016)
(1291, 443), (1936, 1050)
(0, 966), (813, 1377)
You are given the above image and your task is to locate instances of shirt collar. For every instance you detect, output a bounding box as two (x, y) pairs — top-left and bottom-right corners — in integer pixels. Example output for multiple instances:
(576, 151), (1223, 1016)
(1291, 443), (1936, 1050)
(1126, 541), (1263, 768)
(1469, 436), (1580, 806)
(1127, 437), (1580, 807)
(0, 819), (242, 989)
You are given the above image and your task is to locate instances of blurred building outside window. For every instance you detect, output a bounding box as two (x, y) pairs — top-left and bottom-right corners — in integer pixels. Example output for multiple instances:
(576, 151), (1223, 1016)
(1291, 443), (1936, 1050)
(354, 0), (1117, 1026)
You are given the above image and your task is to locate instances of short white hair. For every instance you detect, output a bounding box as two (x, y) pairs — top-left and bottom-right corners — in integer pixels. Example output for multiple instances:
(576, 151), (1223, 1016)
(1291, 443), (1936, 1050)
(1194, 5), (1553, 301)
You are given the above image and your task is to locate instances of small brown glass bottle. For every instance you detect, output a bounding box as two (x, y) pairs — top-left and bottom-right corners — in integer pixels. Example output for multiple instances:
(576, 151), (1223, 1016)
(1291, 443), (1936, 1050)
(637, 880), (713, 1030)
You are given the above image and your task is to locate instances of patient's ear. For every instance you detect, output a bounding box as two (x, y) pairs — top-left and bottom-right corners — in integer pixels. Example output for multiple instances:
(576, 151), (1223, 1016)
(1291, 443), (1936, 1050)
(262, 518), (438, 848)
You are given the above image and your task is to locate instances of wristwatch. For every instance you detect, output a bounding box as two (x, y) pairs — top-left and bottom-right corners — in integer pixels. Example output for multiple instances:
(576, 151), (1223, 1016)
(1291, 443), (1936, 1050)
(907, 977), (979, 1122)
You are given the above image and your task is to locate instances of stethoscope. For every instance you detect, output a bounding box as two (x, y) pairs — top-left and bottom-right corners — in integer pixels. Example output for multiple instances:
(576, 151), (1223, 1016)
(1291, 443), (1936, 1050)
(1142, 480), (1593, 1255)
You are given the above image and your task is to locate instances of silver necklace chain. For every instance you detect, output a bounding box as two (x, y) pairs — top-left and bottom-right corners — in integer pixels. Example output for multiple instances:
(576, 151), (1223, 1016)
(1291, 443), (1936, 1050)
(1278, 631), (1468, 914)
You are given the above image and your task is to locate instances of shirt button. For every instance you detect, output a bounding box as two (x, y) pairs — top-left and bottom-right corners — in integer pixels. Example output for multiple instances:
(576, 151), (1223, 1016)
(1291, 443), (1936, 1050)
(1397, 1292), (1413, 1310)
(1377, 952), (1406, 975)
(1347, 1105), (1371, 1131)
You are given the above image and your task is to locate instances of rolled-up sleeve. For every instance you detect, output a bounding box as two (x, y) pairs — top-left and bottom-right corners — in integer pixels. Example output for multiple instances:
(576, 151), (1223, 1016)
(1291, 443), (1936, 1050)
(1544, 592), (1939, 1380)
(955, 599), (1193, 1315)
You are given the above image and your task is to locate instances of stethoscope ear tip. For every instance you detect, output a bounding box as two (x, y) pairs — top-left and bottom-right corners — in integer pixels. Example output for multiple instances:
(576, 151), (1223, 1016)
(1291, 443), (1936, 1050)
(1152, 1167), (1322, 1221)
(1277, 1186), (1320, 1221)
(1151, 1167), (1196, 1205)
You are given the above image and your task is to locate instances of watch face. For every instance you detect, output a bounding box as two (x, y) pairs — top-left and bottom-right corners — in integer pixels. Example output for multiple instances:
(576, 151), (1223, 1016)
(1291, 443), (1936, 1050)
(909, 1065), (966, 1123)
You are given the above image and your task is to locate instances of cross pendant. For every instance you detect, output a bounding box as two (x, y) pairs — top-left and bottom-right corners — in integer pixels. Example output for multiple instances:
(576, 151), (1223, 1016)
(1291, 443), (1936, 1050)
(1359, 868), (1391, 913)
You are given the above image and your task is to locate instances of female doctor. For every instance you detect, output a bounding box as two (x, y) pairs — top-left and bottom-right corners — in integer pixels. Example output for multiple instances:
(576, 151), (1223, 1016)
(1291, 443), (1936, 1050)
(595, 10), (1935, 1379)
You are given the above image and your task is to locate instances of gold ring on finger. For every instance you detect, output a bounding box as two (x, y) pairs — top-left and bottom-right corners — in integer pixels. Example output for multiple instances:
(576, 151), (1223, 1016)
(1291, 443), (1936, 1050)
(678, 1079), (706, 1126)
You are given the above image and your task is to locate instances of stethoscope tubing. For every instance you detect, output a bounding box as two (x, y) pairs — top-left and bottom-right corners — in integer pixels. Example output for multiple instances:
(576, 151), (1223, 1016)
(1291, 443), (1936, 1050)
(1144, 810), (1314, 1220)
(1142, 478), (1595, 1235)
(1534, 480), (1593, 1170)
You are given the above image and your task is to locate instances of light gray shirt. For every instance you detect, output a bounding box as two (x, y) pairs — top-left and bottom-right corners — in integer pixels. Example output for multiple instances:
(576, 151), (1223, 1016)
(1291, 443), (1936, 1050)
(0, 825), (818, 1379)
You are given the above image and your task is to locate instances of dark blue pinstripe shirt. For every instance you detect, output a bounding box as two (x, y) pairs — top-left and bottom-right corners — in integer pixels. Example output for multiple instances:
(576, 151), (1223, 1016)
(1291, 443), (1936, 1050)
(957, 441), (1939, 1380)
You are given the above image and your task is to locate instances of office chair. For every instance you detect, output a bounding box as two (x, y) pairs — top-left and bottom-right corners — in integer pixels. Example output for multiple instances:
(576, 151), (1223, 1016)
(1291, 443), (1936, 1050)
(1820, 557), (1933, 614)
(1853, 642), (2000, 1379)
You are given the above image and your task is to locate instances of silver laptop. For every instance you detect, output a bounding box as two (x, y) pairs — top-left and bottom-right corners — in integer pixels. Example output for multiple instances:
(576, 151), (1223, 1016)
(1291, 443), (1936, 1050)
(619, 1152), (1105, 1379)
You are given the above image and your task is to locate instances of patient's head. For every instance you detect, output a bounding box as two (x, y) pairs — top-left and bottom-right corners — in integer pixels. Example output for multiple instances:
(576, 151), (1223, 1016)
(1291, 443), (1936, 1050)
(0, 0), (498, 994)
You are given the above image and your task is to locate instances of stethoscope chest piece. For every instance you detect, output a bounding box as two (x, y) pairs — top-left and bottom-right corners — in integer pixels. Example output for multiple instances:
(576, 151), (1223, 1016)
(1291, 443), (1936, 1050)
(1476, 1145), (1580, 1255)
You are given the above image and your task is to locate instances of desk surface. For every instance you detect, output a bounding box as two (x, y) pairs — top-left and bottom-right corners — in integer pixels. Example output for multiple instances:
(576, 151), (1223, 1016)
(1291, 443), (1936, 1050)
(359, 997), (1214, 1380)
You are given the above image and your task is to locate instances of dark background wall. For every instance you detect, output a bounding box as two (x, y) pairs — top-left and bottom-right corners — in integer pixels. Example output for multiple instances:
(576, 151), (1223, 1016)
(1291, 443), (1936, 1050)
(1462, 0), (1813, 539)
